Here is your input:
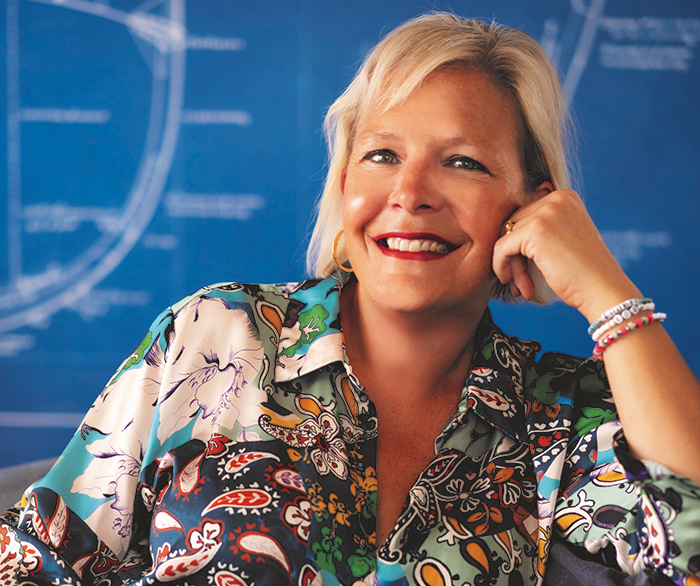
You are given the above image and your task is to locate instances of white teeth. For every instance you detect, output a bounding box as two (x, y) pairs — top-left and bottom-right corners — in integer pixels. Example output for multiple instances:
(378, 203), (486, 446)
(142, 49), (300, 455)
(384, 237), (450, 254)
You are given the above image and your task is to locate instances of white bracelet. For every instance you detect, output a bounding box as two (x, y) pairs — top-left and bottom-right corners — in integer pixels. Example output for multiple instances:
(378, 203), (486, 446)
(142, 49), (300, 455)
(592, 302), (656, 341)
(587, 297), (653, 338)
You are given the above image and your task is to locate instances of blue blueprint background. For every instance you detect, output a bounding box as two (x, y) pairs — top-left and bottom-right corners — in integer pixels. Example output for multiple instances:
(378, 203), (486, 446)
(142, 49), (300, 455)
(0, 0), (698, 466)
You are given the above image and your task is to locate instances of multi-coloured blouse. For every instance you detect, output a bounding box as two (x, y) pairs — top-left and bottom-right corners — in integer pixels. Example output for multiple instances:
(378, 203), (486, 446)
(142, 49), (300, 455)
(1, 273), (698, 586)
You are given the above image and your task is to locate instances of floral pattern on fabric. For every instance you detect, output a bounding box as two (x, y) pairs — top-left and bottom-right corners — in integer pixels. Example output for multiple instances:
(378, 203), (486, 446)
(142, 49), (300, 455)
(1, 273), (698, 586)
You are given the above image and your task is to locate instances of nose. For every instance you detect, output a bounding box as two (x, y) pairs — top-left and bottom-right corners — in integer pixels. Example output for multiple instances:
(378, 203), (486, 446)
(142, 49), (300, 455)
(387, 160), (443, 213)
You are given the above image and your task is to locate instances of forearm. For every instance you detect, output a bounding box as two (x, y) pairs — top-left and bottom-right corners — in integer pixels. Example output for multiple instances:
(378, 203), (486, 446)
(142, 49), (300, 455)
(581, 278), (700, 485)
(595, 314), (700, 485)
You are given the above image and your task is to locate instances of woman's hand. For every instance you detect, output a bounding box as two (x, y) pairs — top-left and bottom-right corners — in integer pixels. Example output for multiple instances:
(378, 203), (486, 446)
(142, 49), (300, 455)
(492, 188), (640, 323)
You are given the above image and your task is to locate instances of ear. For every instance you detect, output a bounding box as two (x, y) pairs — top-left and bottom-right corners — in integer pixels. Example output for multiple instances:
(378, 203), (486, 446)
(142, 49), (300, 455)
(533, 180), (554, 202)
(340, 167), (348, 194)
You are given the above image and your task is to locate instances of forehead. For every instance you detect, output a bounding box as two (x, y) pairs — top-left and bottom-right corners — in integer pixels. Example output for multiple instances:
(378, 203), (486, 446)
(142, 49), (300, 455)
(353, 68), (522, 148)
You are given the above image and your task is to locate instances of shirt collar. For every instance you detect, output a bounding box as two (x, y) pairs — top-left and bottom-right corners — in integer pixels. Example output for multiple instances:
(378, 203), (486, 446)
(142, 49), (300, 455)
(274, 272), (347, 382)
(441, 310), (539, 446)
(274, 272), (537, 445)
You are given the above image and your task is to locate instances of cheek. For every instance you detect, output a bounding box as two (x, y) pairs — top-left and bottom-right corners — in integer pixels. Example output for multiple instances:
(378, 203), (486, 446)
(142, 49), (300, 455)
(342, 175), (374, 225)
(343, 194), (370, 225)
(453, 195), (512, 240)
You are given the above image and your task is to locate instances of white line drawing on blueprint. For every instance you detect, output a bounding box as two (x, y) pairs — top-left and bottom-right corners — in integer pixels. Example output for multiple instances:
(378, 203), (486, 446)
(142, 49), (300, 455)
(541, 0), (699, 90)
(2, 0), (187, 335)
(1, 0), (262, 348)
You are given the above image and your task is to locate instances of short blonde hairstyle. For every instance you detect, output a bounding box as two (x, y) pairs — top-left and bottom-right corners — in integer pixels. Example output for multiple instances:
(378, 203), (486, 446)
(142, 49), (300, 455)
(306, 13), (574, 304)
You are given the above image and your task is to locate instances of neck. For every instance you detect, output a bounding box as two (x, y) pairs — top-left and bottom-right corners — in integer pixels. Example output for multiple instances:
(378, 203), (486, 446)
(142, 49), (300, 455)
(341, 280), (487, 400)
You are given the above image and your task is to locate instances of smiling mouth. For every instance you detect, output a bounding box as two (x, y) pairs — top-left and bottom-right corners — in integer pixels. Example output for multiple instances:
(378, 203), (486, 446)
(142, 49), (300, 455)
(377, 237), (456, 254)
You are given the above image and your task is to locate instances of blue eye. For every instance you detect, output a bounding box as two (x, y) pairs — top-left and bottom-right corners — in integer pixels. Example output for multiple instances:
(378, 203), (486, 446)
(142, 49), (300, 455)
(446, 156), (487, 172)
(363, 150), (398, 164)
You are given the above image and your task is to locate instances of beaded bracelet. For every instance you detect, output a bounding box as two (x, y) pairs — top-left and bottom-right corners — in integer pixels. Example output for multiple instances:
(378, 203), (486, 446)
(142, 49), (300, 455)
(592, 312), (666, 359)
(591, 302), (655, 341)
(587, 297), (653, 337)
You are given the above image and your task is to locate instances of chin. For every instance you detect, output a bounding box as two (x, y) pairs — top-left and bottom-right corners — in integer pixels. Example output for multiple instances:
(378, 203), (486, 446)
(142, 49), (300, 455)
(363, 271), (495, 315)
(385, 296), (444, 315)
(367, 283), (457, 316)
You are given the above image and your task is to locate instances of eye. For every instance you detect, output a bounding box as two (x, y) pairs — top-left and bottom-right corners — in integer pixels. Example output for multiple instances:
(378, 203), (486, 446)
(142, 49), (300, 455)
(362, 149), (398, 164)
(445, 155), (488, 173)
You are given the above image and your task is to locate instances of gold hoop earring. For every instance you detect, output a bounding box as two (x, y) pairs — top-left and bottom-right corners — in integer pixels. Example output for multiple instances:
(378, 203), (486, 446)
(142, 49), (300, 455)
(332, 230), (354, 273)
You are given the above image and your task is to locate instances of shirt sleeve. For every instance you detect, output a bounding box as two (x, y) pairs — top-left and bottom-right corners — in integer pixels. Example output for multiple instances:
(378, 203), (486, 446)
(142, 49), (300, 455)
(554, 358), (700, 584)
(613, 430), (700, 581)
(0, 305), (175, 584)
(0, 286), (273, 585)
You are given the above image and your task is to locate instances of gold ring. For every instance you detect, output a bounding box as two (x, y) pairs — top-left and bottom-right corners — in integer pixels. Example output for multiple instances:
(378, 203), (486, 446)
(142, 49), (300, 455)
(504, 221), (515, 235)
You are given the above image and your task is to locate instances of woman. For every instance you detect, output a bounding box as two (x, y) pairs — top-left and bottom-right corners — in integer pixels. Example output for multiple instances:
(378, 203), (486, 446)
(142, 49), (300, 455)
(1, 13), (699, 586)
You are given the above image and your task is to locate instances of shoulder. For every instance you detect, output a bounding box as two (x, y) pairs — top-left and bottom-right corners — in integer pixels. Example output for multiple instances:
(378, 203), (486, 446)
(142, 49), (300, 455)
(479, 310), (609, 400)
(164, 280), (312, 339)
(525, 351), (609, 402)
(483, 313), (613, 436)
(171, 280), (300, 314)
(113, 279), (317, 386)
(153, 277), (345, 371)
(507, 341), (615, 457)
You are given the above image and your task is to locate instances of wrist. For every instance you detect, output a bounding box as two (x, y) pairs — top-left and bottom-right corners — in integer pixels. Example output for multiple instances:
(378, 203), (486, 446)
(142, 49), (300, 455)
(592, 311), (666, 359)
(579, 279), (642, 326)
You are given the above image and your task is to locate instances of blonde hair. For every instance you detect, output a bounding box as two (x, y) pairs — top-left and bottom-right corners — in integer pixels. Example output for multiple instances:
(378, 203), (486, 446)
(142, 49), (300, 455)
(306, 13), (574, 304)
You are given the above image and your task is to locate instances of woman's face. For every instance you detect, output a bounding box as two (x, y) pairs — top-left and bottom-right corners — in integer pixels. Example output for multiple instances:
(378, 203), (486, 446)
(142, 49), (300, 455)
(341, 68), (531, 316)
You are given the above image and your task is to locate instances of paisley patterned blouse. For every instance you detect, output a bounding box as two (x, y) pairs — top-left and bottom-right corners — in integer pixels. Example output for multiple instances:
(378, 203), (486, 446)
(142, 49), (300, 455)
(1, 273), (698, 586)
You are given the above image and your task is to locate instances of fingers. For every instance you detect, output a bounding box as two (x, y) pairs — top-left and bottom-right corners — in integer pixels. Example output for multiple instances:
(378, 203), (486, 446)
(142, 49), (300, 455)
(494, 242), (534, 301)
(493, 226), (532, 300)
(510, 255), (535, 300)
(493, 190), (573, 295)
(509, 281), (521, 298)
(494, 205), (543, 300)
(493, 220), (525, 291)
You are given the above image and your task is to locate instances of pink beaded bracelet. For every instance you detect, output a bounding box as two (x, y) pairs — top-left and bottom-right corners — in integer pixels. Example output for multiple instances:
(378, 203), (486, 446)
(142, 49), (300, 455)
(592, 312), (666, 359)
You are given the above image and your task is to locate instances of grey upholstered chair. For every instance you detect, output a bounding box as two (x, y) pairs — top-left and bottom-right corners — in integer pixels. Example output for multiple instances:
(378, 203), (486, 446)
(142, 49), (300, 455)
(0, 458), (56, 511)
